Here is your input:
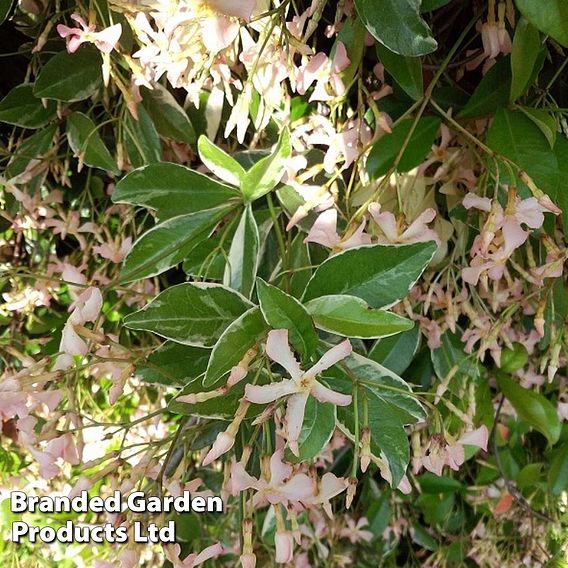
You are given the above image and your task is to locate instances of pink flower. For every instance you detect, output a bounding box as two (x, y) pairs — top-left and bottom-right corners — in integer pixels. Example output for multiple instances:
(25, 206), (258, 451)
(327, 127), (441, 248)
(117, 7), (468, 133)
(304, 209), (371, 250)
(244, 330), (352, 456)
(275, 531), (294, 564)
(206, 0), (257, 21)
(0, 379), (28, 421)
(93, 237), (132, 263)
(164, 542), (225, 568)
(229, 450), (315, 506)
(368, 203), (440, 245)
(57, 14), (122, 54)
(339, 517), (374, 544)
(308, 472), (348, 517)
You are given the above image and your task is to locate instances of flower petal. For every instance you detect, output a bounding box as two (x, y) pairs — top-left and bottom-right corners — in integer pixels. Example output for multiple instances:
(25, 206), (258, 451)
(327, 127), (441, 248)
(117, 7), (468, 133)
(285, 392), (309, 456)
(265, 329), (302, 381)
(307, 340), (352, 377)
(311, 381), (352, 406)
(458, 425), (489, 452)
(244, 380), (298, 404)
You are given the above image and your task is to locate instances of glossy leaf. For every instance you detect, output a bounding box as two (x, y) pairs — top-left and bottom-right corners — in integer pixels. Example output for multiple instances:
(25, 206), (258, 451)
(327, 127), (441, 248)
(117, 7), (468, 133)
(353, 0), (437, 57)
(34, 48), (102, 102)
(515, 0), (568, 47)
(123, 282), (252, 347)
(303, 242), (436, 309)
(549, 443), (568, 495)
(376, 44), (423, 100)
(368, 326), (421, 375)
(518, 106), (557, 148)
(204, 307), (268, 387)
(112, 162), (239, 220)
(198, 135), (245, 187)
(496, 374), (561, 445)
(241, 128), (290, 202)
(123, 106), (161, 167)
(141, 84), (195, 145)
(66, 112), (119, 174)
(5, 125), (57, 180)
(0, 84), (56, 129)
(119, 205), (232, 283)
(306, 295), (413, 339)
(0, 0), (15, 24)
(224, 205), (260, 298)
(367, 117), (440, 177)
(257, 278), (318, 361)
(510, 19), (542, 101)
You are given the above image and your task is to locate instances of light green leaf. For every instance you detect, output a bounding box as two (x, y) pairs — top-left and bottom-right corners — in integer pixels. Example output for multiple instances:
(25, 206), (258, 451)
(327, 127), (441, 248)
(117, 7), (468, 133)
(353, 0), (437, 57)
(123, 282), (253, 347)
(123, 105), (161, 167)
(367, 117), (440, 177)
(5, 125), (57, 180)
(368, 326), (421, 375)
(0, 84), (56, 129)
(303, 242), (436, 309)
(376, 44), (423, 100)
(515, 0), (568, 47)
(517, 106), (557, 148)
(34, 48), (102, 102)
(306, 295), (413, 339)
(204, 307), (268, 387)
(136, 342), (211, 386)
(66, 112), (119, 174)
(285, 398), (336, 462)
(112, 162), (240, 220)
(510, 18), (542, 101)
(241, 128), (290, 202)
(458, 57), (511, 118)
(549, 443), (568, 495)
(119, 205), (232, 283)
(141, 84), (195, 145)
(198, 135), (245, 187)
(257, 278), (318, 361)
(496, 374), (561, 445)
(224, 205), (259, 298)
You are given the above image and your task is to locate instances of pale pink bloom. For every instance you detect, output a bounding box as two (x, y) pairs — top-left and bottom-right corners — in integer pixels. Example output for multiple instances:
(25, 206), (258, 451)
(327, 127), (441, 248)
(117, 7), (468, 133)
(31, 390), (62, 412)
(46, 433), (80, 465)
(245, 330), (352, 455)
(164, 542), (225, 568)
(119, 550), (140, 568)
(285, 181), (335, 230)
(304, 209), (371, 250)
(481, 22), (511, 60)
(93, 237), (132, 263)
(60, 321), (88, 356)
(339, 517), (374, 544)
(61, 263), (87, 299)
(207, 0), (257, 21)
(17, 416), (38, 445)
(230, 450), (315, 506)
(29, 447), (60, 479)
(309, 472), (348, 517)
(368, 203), (440, 245)
(44, 211), (97, 250)
(69, 287), (103, 325)
(57, 14), (122, 54)
(202, 432), (236, 466)
(0, 379), (28, 421)
(275, 531), (294, 564)
(240, 553), (256, 568)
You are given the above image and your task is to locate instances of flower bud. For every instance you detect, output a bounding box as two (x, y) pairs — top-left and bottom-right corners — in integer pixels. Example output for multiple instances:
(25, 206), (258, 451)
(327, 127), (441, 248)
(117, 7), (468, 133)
(275, 531), (294, 564)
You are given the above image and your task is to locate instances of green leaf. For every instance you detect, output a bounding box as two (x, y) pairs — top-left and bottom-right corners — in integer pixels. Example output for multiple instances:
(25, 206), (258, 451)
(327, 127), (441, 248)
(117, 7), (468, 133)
(486, 108), (560, 202)
(198, 135), (245, 187)
(123, 282), (252, 347)
(119, 205), (232, 282)
(333, 17), (367, 87)
(517, 106), (557, 148)
(224, 206), (259, 298)
(66, 112), (119, 174)
(553, 136), (568, 235)
(376, 44), (423, 100)
(496, 374), (561, 445)
(140, 84), (195, 145)
(34, 48), (102, 102)
(0, 84), (56, 129)
(515, 0), (568, 47)
(510, 18), (542, 101)
(256, 278), (318, 361)
(367, 117), (440, 177)
(241, 128), (290, 202)
(303, 242), (436, 309)
(123, 105), (161, 167)
(458, 57), (511, 118)
(286, 233), (313, 299)
(204, 307), (268, 387)
(368, 326), (421, 375)
(5, 125), (57, 180)
(112, 163), (239, 220)
(421, 0), (452, 11)
(411, 523), (438, 551)
(353, 0), (437, 57)
(306, 295), (413, 339)
(0, 0), (16, 24)
(136, 342), (210, 386)
(285, 399), (336, 462)
(549, 443), (568, 495)
(419, 473), (464, 494)
(431, 331), (479, 381)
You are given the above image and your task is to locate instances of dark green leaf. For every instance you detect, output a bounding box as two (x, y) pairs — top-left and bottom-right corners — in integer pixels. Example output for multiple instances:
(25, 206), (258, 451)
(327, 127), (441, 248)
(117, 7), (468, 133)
(496, 374), (561, 445)
(0, 0), (16, 24)
(34, 48), (102, 102)
(431, 332), (479, 381)
(367, 117), (440, 177)
(353, 0), (437, 57)
(141, 84), (195, 145)
(123, 105), (161, 167)
(368, 326), (421, 375)
(510, 18), (542, 101)
(549, 444), (568, 495)
(66, 112), (119, 174)
(204, 307), (268, 387)
(0, 84), (56, 129)
(376, 44), (423, 100)
(515, 0), (568, 47)
(421, 0), (452, 11)
(5, 125), (57, 180)
(419, 473), (464, 494)
(517, 106), (557, 148)
(256, 278), (318, 361)
(119, 205), (232, 282)
(303, 242), (436, 308)
(306, 295), (413, 339)
(123, 282), (252, 347)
